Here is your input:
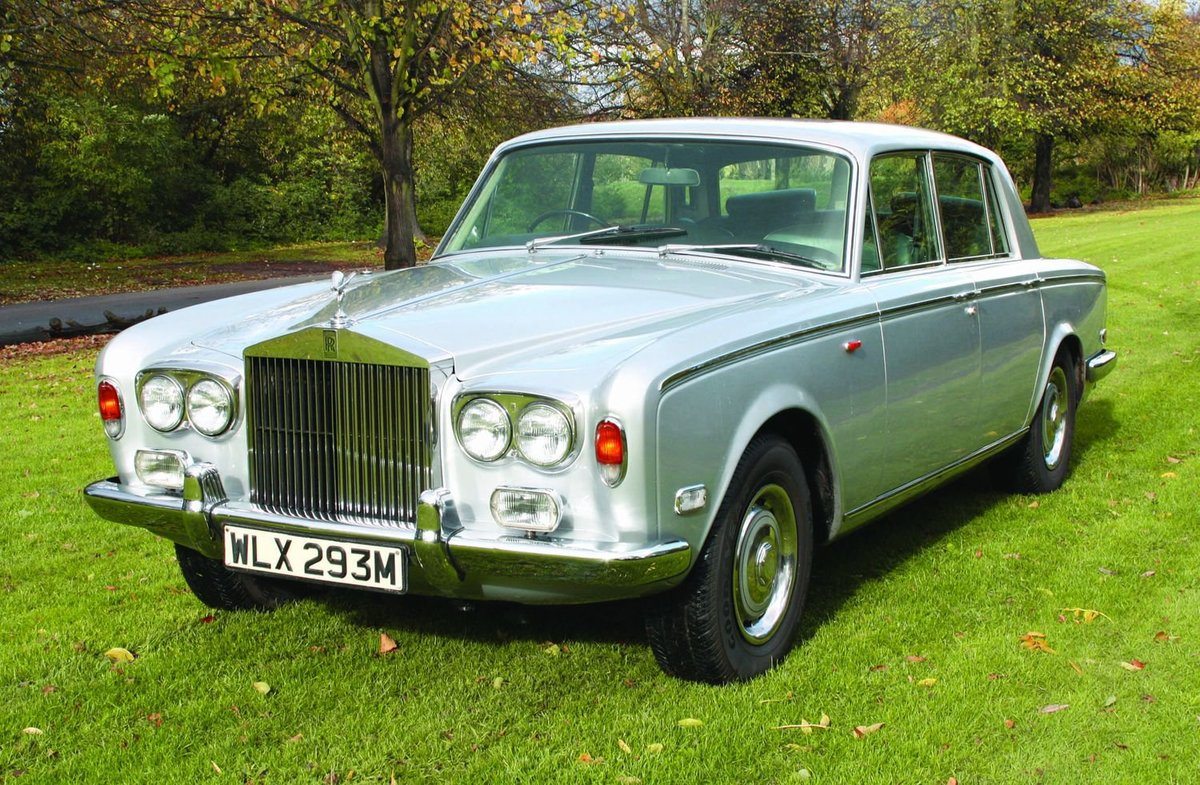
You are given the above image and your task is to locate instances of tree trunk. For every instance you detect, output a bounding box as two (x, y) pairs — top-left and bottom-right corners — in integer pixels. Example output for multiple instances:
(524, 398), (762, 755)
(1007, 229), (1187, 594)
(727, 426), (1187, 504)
(380, 118), (419, 270)
(1030, 132), (1054, 213)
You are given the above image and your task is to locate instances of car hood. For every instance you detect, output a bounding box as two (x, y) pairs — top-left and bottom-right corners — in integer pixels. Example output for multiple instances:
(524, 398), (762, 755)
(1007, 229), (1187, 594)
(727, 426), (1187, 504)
(193, 249), (827, 379)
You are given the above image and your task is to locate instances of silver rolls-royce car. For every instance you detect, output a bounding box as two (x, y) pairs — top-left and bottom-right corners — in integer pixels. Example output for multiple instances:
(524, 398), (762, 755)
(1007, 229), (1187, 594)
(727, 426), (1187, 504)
(85, 119), (1116, 683)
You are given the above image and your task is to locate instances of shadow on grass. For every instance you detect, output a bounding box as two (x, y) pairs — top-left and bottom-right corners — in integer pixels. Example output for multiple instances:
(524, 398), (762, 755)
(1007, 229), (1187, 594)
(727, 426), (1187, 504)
(317, 412), (1116, 656)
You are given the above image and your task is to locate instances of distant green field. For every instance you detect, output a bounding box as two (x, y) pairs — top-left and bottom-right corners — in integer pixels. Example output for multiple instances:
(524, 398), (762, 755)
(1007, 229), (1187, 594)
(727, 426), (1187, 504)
(1, 199), (1197, 783)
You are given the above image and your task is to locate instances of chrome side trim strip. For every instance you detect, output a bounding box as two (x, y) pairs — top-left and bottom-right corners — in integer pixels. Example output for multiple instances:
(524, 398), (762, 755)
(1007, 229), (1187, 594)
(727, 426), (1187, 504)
(1038, 271), (1106, 285)
(660, 311), (880, 392)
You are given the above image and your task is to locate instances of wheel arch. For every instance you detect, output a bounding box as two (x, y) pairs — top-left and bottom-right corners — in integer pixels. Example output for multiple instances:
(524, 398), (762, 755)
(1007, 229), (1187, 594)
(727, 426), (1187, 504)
(1031, 326), (1085, 426)
(753, 409), (837, 546)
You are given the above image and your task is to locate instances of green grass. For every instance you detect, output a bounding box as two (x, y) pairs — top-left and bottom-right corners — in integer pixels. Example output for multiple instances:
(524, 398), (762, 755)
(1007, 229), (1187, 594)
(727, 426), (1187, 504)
(2, 200), (1199, 783)
(0, 242), (387, 305)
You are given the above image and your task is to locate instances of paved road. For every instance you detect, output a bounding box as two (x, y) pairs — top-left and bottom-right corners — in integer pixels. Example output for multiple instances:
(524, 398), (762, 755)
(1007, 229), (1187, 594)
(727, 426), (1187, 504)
(0, 275), (325, 346)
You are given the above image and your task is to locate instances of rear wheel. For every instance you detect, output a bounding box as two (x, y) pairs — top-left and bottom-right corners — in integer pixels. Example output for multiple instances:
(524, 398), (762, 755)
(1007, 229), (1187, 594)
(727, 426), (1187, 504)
(1001, 349), (1078, 493)
(645, 435), (813, 683)
(175, 544), (302, 610)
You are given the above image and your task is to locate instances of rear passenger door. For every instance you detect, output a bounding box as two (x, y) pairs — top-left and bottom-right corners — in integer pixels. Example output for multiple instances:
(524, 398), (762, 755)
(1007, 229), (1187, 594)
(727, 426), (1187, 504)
(862, 152), (984, 493)
(931, 154), (1045, 443)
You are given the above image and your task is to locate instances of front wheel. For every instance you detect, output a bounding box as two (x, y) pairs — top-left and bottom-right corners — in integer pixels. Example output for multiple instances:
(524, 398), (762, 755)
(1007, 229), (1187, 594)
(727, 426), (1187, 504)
(175, 544), (303, 610)
(645, 435), (813, 683)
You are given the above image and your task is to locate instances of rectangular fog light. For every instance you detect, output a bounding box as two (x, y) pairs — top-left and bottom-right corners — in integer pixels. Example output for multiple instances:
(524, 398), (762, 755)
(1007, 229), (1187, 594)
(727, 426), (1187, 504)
(134, 449), (187, 491)
(490, 486), (563, 533)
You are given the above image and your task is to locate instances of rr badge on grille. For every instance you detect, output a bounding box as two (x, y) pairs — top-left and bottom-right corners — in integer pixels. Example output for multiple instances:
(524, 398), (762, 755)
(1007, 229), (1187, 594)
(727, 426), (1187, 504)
(323, 330), (338, 358)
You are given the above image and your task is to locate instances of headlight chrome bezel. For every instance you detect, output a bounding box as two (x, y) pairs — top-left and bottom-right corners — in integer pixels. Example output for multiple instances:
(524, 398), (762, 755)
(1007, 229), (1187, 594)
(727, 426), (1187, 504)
(454, 392), (577, 469)
(135, 367), (241, 438)
(456, 397), (512, 463)
(138, 373), (185, 432)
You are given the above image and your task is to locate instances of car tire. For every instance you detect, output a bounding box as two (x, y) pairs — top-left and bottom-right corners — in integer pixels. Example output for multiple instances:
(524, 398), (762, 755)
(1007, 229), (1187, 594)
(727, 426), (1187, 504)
(1001, 349), (1078, 494)
(174, 544), (303, 611)
(645, 434), (813, 683)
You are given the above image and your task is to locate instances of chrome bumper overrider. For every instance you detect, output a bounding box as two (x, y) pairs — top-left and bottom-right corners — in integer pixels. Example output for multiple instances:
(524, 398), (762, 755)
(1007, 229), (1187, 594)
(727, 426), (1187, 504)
(1085, 349), (1117, 383)
(83, 466), (691, 602)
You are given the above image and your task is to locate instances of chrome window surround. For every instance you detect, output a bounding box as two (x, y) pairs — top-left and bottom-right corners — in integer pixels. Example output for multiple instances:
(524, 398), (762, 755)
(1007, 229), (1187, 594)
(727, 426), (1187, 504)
(134, 366), (241, 438)
(452, 392), (579, 470)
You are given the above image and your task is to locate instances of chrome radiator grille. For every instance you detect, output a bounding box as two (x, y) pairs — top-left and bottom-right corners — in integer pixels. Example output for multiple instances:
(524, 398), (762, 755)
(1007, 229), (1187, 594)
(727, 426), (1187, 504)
(245, 356), (432, 527)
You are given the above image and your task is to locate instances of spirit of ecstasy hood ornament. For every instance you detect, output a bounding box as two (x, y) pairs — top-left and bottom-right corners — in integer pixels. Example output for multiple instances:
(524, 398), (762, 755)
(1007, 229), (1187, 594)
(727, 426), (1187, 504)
(328, 270), (358, 328)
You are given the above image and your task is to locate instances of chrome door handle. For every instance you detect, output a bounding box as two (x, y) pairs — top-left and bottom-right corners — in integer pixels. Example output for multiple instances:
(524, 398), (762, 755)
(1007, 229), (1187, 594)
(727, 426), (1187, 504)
(952, 291), (976, 302)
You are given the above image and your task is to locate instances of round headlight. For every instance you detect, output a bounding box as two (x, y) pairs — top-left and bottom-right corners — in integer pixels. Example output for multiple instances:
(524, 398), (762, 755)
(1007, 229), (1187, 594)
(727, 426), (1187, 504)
(186, 378), (234, 436)
(457, 398), (511, 462)
(139, 374), (184, 431)
(516, 403), (573, 467)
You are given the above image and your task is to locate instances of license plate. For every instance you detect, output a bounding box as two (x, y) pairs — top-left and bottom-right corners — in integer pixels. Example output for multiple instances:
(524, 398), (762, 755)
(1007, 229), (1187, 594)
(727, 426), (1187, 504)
(223, 524), (407, 593)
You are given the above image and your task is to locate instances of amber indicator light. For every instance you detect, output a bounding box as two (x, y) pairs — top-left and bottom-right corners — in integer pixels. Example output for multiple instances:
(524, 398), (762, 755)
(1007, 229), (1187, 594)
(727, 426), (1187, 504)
(98, 380), (122, 421)
(595, 420), (624, 466)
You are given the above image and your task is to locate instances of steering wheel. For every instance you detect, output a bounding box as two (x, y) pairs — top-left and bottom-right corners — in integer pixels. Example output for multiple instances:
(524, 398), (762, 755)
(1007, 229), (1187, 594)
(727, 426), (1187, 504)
(526, 209), (609, 233)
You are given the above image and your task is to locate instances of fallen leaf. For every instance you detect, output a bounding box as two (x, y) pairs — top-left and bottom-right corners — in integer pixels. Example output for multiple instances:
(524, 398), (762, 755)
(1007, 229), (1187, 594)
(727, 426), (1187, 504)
(1003, 719), (1015, 729)
(23, 727), (44, 735)
(1144, 492), (1158, 502)
(948, 778), (959, 785)
(1019, 632), (1055, 653)
(1119, 659), (1146, 671)
(905, 655), (926, 663)
(146, 713), (163, 727)
(1153, 631), (1177, 643)
(616, 777), (642, 785)
(492, 677), (504, 689)
(1160, 472), (1177, 479)
(974, 549), (983, 558)
(211, 761), (222, 774)
(1063, 607), (1109, 623)
(379, 633), (398, 655)
(1104, 695), (1118, 708)
(1068, 660), (1083, 675)
(645, 743), (664, 754)
(1040, 704), (1069, 714)
(1141, 570), (1156, 578)
(1003, 552), (1021, 559)
(199, 614), (215, 624)
(288, 733), (303, 743)
(917, 678), (938, 687)
(677, 717), (703, 728)
(853, 722), (884, 738)
(104, 647), (136, 664)
(1098, 567), (1116, 575)
(869, 664), (888, 672)
(40, 685), (56, 695)
(543, 643), (561, 657)
(577, 752), (601, 764)
(1166, 455), (1181, 464)
(797, 770), (812, 780)
(1027, 500), (1040, 509)
(617, 738), (632, 755)
(252, 681), (272, 695)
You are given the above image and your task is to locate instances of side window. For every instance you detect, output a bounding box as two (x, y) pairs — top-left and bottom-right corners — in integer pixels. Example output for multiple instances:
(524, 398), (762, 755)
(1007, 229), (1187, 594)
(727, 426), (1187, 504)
(932, 155), (991, 260)
(983, 167), (1010, 256)
(868, 153), (940, 270)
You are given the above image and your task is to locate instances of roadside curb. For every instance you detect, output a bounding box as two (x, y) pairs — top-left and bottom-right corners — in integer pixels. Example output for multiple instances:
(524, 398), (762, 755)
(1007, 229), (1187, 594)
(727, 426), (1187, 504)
(0, 275), (325, 347)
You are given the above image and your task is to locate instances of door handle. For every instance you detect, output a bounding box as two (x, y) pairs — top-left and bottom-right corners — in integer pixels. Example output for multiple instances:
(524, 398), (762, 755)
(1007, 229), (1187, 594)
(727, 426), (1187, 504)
(952, 290), (977, 302)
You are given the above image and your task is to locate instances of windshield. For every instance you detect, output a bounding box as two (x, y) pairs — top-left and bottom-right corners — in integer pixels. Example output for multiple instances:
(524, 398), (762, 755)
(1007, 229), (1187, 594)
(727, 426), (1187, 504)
(441, 139), (854, 272)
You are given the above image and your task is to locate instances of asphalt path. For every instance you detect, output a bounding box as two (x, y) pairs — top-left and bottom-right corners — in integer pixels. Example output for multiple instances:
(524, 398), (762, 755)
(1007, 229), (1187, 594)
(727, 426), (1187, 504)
(0, 275), (325, 346)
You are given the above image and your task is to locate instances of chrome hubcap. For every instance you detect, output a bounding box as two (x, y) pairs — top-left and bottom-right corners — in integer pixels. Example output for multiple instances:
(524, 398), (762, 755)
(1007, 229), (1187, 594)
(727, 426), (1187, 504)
(732, 484), (798, 644)
(1041, 367), (1068, 470)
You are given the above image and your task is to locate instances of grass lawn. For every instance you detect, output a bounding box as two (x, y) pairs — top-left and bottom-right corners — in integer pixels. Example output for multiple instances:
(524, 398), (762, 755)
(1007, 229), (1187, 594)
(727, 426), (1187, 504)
(0, 242), (390, 305)
(1, 200), (1198, 783)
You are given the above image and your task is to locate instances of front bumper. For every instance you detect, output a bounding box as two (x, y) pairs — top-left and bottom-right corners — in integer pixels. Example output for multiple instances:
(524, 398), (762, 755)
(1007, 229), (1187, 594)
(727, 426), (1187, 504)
(83, 466), (691, 603)
(1086, 349), (1117, 384)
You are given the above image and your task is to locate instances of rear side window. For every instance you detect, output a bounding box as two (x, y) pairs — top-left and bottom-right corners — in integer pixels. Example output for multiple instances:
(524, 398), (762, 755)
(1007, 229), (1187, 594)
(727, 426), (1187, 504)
(932, 155), (1010, 260)
(866, 153), (940, 270)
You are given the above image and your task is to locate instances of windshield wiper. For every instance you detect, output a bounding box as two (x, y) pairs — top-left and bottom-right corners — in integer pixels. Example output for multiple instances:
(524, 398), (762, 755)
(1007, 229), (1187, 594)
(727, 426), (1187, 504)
(659, 243), (829, 270)
(527, 224), (688, 252)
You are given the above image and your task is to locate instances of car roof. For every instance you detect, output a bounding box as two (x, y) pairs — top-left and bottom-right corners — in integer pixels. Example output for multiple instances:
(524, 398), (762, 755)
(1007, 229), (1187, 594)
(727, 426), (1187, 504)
(499, 117), (1001, 164)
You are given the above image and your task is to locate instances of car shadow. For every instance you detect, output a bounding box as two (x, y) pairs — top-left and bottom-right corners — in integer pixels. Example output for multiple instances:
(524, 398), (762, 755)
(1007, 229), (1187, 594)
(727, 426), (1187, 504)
(319, 409), (1116, 657)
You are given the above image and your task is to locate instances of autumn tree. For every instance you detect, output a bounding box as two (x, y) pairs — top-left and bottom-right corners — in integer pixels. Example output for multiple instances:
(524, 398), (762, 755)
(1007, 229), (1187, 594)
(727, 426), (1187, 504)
(143, 1), (586, 270)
